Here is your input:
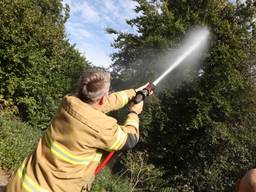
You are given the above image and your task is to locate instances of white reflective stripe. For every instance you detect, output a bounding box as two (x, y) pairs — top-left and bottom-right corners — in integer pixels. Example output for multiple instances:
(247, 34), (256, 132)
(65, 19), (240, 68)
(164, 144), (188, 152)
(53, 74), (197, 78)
(116, 126), (128, 150)
(18, 161), (49, 192)
(93, 152), (102, 162)
(107, 126), (127, 151)
(45, 131), (94, 165)
(117, 91), (128, 106)
(125, 119), (139, 130)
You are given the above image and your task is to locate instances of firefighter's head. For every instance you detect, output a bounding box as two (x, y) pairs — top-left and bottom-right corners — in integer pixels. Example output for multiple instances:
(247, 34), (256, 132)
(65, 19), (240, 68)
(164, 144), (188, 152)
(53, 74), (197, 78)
(235, 169), (256, 192)
(78, 68), (110, 107)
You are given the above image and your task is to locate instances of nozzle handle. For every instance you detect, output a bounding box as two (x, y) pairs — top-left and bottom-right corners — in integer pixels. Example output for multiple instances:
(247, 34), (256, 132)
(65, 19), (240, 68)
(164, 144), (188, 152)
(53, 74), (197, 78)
(133, 83), (155, 104)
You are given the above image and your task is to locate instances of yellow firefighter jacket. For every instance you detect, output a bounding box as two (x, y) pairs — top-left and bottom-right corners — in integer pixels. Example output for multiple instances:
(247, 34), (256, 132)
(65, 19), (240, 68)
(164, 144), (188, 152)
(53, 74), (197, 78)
(6, 89), (139, 192)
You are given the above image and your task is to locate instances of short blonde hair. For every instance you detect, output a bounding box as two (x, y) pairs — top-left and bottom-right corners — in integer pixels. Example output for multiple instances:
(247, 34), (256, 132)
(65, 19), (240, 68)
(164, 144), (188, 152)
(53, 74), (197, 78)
(78, 68), (110, 102)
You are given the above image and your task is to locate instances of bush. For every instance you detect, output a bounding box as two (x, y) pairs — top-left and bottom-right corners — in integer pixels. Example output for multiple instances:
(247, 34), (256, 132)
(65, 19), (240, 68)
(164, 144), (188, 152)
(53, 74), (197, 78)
(0, 95), (19, 117)
(92, 167), (132, 192)
(0, 117), (41, 170)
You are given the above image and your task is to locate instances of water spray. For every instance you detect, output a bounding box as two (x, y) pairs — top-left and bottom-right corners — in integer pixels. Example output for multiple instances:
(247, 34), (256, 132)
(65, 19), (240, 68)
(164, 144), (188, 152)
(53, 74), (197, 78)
(134, 28), (209, 103)
(95, 28), (210, 175)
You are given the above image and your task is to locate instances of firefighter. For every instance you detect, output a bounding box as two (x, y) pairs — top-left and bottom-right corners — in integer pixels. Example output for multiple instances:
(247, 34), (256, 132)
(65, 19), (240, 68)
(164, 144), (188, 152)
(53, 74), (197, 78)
(6, 68), (150, 192)
(235, 169), (256, 192)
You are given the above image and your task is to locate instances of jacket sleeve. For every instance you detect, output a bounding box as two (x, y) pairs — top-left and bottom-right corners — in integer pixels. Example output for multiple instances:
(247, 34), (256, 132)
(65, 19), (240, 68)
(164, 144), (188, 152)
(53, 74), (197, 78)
(97, 113), (139, 151)
(102, 89), (136, 113)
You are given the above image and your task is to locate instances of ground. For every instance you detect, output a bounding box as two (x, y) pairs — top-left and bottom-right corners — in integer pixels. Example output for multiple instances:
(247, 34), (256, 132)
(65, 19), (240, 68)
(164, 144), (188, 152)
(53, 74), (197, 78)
(0, 168), (10, 192)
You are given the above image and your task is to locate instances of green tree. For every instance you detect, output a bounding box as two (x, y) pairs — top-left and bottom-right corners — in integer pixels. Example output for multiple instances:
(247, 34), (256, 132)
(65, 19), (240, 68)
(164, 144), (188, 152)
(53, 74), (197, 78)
(0, 0), (89, 127)
(108, 0), (256, 191)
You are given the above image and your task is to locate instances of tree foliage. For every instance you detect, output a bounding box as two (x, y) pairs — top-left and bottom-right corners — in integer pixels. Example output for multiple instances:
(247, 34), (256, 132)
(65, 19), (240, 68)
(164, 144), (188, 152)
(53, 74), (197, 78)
(109, 0), (256, 191)
(0, 0), (89, 127)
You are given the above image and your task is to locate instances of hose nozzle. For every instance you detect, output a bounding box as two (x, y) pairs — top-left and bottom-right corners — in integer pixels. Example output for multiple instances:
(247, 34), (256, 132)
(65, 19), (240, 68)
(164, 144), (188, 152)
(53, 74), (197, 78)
(133, 82), (155, 104)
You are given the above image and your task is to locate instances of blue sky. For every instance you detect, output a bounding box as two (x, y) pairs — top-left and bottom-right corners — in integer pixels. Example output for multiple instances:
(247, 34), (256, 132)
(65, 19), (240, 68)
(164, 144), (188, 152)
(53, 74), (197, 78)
(63, 0), (246, 68)
(63, 0), (138, 68)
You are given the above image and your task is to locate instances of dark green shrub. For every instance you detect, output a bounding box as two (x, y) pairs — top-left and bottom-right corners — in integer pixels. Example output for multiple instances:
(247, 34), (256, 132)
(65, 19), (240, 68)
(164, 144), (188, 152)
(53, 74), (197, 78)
(0, 117), (41, 170)
(92, 167), (132, 192)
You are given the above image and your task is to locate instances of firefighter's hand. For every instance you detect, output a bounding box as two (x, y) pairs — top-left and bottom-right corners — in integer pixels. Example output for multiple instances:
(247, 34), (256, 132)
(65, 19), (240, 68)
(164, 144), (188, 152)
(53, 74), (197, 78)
(129, 101), (144, 115)
(135, 82), (153, 95)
